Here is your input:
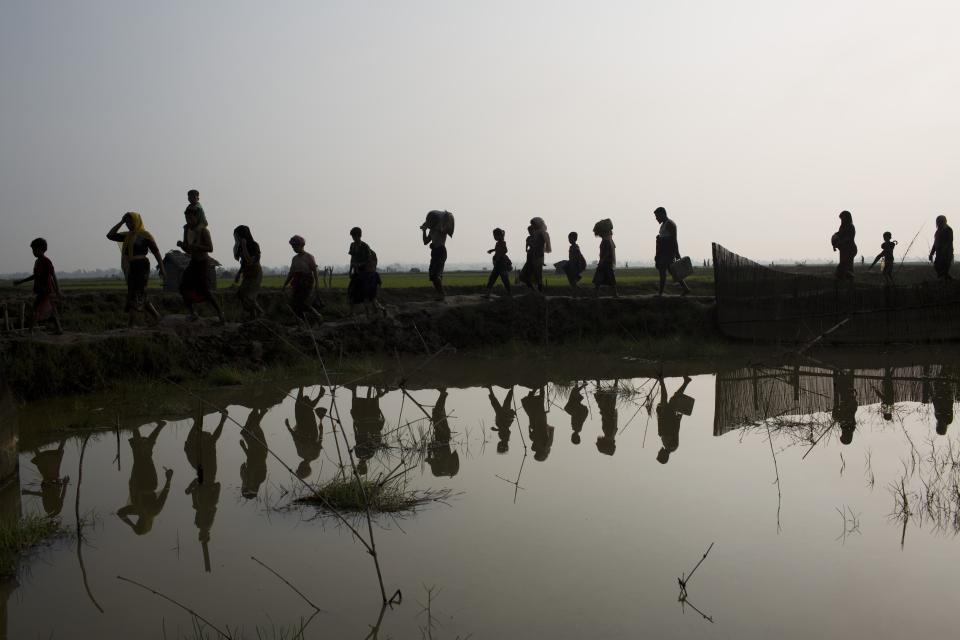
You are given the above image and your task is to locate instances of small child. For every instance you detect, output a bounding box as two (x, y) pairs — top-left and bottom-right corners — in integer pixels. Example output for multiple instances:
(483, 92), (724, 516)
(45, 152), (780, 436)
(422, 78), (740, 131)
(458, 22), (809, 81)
(565, 232), (587, 291)
(869, 231), (897, 284)
(592, 221), (618, 298)
(485, 228), (512, 297)
(14, 238), (63, 334)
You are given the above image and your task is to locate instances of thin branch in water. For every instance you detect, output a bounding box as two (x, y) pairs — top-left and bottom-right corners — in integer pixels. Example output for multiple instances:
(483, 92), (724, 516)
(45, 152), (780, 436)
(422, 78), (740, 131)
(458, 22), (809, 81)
(117, 575), (229, 639)
(251, 556), (322, 612)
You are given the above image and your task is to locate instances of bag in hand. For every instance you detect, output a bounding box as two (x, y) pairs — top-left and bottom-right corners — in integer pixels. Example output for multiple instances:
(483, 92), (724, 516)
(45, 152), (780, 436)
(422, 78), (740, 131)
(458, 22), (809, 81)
(668, 256), (693, 281)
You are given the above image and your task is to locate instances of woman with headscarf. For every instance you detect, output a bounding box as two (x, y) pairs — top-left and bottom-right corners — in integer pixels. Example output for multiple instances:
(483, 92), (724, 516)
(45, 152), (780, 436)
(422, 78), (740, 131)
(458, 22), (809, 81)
(282, 235), (324, 323)
(831, 210), (857, 280)
(232, 225), (264, 320)
(177, 205), (226, 323)
(107, 212), (166, 326)
(519, 217), (551, 292)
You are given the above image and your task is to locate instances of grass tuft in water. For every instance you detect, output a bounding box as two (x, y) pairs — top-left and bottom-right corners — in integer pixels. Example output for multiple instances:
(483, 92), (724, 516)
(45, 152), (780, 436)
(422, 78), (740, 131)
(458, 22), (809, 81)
(296, 475), (451, 514)
(0, 514), (66, 576)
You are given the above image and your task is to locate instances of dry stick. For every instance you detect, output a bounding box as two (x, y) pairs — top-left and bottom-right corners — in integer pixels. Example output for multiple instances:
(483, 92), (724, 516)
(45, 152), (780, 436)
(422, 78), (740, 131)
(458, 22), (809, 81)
(765, 421), (783, 533)
(116, 575), (230, 639)
(678, 542), (715, 596)
(896, 221), (927, 273)
(796, 318), (850, 356)
(251, 556), (321, 612)
(75, 433), (105, 614)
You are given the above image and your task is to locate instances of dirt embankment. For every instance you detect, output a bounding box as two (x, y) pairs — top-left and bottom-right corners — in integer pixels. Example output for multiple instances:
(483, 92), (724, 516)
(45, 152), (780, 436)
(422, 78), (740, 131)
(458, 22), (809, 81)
(0, 293), (718, 400)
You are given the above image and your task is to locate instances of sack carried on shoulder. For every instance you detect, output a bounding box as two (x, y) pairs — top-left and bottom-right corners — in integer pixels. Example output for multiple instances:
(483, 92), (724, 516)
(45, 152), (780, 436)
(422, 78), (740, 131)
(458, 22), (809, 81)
(668, 256), (693, 281)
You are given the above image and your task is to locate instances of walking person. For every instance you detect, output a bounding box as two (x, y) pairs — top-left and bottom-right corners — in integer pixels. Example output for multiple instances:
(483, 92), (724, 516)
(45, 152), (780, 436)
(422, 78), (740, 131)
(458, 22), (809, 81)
(868, 231), (897, 284)
(13, 238), (63, 334)
(232, 225), (263, 320)
(282, 235), (324, 324)
(929, 215), (954, 281)
(519, 217), (551, 293)
(654, 207), (691, 295)
(177, 203), (225, 323)
(831, 210), (857, 281)
(347, 227), (385, 316)
(484, 228), (512, 298)
(592, 219), (618, 297)
(107, 212), (165, 326)
(564, 232), (587, 292)
(421, 210), (454, 301)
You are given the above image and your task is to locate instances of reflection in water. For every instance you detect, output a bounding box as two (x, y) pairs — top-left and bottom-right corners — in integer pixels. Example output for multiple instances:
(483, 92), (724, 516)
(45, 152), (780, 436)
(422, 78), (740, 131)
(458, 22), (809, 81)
(564, 384), (589, 445)
(595, 382), (618, 456)
(117, 421), (172, 535)
(286, 386), (325, 479)
(427, 389), (459, 477)
(932, 368), (954, 435)
(832, 370), (858, 445)
(657, 376), (693, 464)
(522, 387), (554, 462)
(240, 408), (269, 499)
(184, 409), (226, 573)
(351, 386), (386, 476)
(487, 386), (515, 454)
(22, 440), (68, 517)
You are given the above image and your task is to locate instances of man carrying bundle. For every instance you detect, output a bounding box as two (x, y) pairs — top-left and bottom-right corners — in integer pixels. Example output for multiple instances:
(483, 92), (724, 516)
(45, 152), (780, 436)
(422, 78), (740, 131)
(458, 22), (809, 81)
(421, 210), (454, 301)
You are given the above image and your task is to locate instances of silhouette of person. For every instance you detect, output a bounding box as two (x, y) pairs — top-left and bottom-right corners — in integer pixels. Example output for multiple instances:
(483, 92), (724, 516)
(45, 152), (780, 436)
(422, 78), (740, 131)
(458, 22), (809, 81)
(832, 369), (858, 445)
(286, 386), (325, 479)
(929, 214), (954, 280)
(874, 367), (895, 421)
(22, 440), (68, 517)
(421, 210), (453, 301)
(932, 369), (954, 436)
(521, 387), (554, 461)
(351, 386), (386, 476)
(487, 386), (516, 453)
(117, 421), (173, 535)
(654, 207), (690, 295)
(595, 382), (619, 456)
(564, 383), (589, 445)
(240, 407), (269, 498)
(831, 210), (857, 281)
(427, 389), (460, 476)
(656, 376), (693, 464)
(184, 409), (226, 572)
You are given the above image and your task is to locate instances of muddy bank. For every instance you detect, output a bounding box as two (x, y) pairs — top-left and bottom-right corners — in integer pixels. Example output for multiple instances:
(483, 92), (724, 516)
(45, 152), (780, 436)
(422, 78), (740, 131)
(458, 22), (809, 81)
(0, 294), (717, 400)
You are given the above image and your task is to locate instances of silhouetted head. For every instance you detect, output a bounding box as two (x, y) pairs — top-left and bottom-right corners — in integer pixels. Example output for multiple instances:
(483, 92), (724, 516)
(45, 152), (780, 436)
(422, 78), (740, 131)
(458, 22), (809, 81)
(527, 225), (534, 235)
(184, 208), (200, 227)
(289, 235), (305, 252)
(937, 214), (948, 228)
(187, 189), (200, 204)
(295, 460), (312, 479)
(350, 226), (362, 240)
(936, 420), (950, 436)
(654, 207), (667, 223)
(123, 212), (139, 231)
(234, 225), (253, 243)
(496, 441), (509, 454)
(568, 231), (578, 243)
(596, 436), (616, 456)
(883, 412), (893, 421)
(29, 237), (47, 256)
(656, 448), (670, 464)
(571, 432), (581, 445)
(883, 231), (892, 241)
(493, 227), (505, 241)
(839, 426), (855, 445)
(839, 210), (853, 224)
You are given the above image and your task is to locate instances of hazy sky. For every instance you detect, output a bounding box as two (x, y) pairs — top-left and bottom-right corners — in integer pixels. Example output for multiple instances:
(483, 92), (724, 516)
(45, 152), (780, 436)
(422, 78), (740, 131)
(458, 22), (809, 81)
(2, 0), (959, 272)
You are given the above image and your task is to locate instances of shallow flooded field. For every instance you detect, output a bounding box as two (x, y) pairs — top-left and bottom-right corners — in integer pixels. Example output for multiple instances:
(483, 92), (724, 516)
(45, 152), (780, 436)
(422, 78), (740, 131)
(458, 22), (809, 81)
(6, 361), (960, 639)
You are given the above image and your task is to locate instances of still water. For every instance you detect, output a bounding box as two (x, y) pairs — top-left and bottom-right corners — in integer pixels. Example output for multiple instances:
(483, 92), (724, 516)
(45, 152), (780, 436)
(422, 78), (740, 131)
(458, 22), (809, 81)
(6, 361), (960, 639)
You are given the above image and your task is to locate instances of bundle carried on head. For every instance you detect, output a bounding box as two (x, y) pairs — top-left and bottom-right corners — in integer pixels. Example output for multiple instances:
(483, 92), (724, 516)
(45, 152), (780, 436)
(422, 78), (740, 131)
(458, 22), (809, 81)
(593, 218), (613, 236)
(530, 217), (551, 253)
(423, 210), (455, 237)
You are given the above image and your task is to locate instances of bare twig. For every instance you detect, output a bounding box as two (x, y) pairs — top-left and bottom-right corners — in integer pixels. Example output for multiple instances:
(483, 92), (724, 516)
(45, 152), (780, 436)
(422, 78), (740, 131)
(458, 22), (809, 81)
(251, 556), (321, 612)
(117, 575), (229, 639)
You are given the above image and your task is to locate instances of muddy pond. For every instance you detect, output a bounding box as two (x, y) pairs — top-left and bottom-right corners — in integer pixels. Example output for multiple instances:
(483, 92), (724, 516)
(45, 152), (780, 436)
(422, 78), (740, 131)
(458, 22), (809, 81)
(5, 358), (960, 638)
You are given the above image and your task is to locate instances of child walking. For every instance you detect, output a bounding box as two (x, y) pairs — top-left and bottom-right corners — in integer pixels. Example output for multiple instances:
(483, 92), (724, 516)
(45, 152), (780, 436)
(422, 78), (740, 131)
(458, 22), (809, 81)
(869, 231), (897, 284)
(14, 238), (63, 334)
(565, 232), (587, 292)
(484, 228), (512, 297)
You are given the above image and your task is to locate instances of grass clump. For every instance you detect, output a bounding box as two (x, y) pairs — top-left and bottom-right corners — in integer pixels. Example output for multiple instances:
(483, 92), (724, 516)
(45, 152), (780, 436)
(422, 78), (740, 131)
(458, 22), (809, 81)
(0, 514), (65, 576)
(296, 476), (450, 514)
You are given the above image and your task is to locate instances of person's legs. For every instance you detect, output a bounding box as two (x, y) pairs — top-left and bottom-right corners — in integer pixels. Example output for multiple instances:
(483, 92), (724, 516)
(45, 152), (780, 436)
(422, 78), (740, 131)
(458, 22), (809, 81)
(500, 270), (511, 295)
(485, 269), (498, 294)
(657, 267), (667, 295)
